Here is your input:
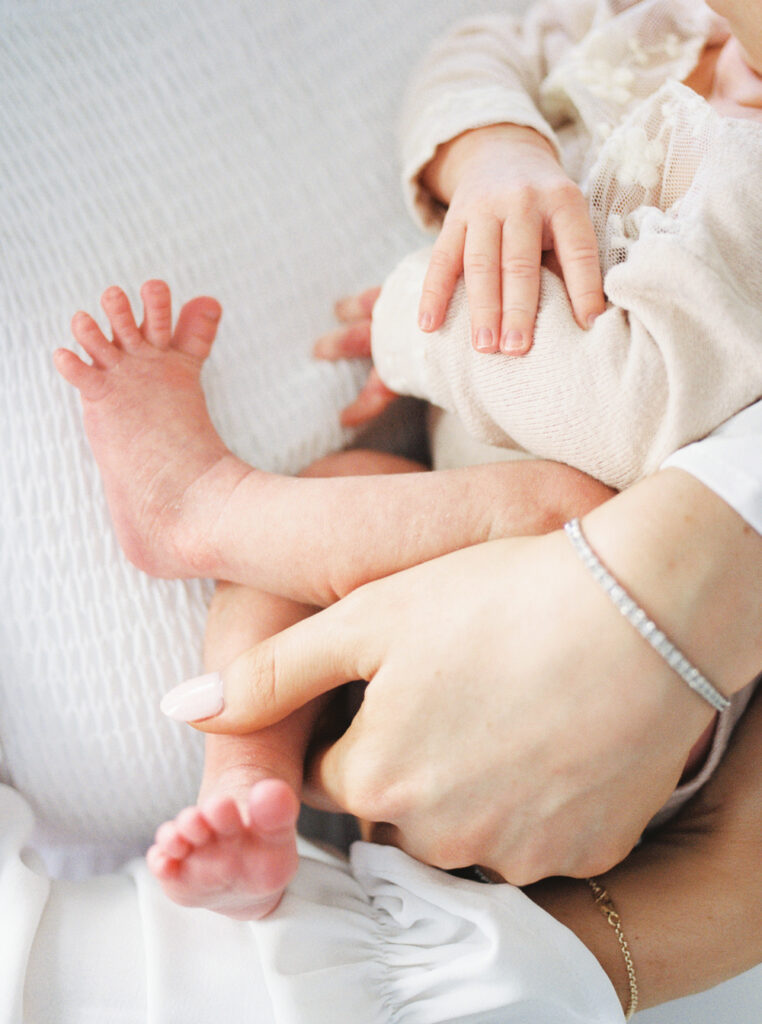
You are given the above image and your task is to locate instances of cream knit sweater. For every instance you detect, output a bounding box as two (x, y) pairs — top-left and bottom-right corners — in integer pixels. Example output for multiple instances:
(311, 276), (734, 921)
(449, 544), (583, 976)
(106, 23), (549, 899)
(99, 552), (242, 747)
(371, 0), (762, 490)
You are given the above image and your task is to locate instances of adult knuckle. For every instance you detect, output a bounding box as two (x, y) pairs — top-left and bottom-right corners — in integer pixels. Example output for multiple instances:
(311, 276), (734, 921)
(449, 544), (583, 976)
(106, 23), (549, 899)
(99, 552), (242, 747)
(503, 854), (547, 887)
(425, 835), (474, 870)
(498, 832), (557, 885)
(587, 834), (637, 876)
(345, 763), (405, 821)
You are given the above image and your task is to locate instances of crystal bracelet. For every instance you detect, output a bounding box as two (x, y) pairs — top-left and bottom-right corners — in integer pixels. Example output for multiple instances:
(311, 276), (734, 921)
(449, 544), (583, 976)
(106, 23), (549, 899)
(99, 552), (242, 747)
(564, 519), (730, 713)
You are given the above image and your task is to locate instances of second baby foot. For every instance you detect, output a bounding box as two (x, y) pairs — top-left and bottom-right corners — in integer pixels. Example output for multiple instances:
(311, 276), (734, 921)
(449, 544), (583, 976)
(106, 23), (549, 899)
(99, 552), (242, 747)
(54, 281), (252, 579)
(147, 779), (301, 920)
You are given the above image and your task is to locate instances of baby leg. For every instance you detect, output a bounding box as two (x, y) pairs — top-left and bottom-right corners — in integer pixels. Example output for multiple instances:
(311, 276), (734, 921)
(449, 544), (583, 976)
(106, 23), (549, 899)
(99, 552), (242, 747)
(56, 282), (614, 608)
(148, 449), (424, 919)
(147, 583), (318, 920)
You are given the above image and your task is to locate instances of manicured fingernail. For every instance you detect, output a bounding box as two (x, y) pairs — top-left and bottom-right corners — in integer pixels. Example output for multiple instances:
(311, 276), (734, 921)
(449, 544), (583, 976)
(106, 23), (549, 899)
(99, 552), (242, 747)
(160, 671), (224, 722)
(502, 330), (526, 354)
(475, 328), (494, 351)
(419, 312), (434, 331)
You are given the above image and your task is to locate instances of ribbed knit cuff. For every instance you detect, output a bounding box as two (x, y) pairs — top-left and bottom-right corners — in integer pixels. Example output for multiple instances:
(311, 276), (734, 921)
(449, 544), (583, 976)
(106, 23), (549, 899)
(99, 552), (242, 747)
(371, 249), (432, 400)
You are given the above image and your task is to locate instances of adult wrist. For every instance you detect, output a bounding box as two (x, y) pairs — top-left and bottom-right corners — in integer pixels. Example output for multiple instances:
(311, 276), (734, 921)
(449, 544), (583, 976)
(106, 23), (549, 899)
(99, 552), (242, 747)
(581, 468), (762, 700)
(421, 123), (556, 205)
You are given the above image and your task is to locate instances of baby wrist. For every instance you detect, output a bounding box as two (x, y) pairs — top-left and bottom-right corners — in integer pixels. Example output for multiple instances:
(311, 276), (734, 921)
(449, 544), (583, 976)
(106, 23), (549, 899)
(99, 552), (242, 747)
(423, 122), (556, 203)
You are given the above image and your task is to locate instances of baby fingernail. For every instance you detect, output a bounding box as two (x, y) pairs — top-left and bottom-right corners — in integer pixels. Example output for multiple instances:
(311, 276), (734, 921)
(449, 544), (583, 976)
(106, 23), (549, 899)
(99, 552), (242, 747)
(160, 672), (224, 722)
(502, 330), (526, 354)
(475, 328), (494, 351)
(587, 313), (599, 329)
(419, 312), (434, 331)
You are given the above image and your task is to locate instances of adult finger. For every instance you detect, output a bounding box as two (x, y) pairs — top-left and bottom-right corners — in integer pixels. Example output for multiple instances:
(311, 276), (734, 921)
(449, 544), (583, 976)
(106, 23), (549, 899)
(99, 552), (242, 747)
(499, 200), (543, 355)
(161, 600), (379, 735)
(339, 369), (398, 427)
(549, 187), (605, 329)
(418, 218), (466, 332)
(463, 217), (502, 353)
(307, 706), (403, 820)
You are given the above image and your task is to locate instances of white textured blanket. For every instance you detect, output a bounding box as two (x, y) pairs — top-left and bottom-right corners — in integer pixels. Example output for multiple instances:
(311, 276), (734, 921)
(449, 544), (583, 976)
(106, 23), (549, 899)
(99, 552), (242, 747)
(1, 1), (759, 1019)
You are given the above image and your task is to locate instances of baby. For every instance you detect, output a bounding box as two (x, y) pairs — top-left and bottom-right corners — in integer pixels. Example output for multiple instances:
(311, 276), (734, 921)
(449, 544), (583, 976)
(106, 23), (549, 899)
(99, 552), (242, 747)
(55, 0), (762, 920)
(55, 281), (613, 918)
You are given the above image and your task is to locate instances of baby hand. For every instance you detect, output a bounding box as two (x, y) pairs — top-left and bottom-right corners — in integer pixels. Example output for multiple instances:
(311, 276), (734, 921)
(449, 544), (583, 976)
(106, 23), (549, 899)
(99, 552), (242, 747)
(418, 124), (605, 355)
(313, 286), (399, 427)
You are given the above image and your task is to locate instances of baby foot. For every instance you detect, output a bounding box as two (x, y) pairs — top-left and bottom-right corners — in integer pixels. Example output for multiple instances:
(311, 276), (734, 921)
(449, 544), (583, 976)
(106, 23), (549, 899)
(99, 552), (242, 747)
(147, 779), (301, 920)
(54, 281), (251, 578)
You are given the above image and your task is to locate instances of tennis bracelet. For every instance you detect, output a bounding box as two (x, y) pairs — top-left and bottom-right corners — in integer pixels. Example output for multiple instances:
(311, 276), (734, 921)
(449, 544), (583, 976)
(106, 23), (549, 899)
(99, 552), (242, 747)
(564, 519), (730, 713)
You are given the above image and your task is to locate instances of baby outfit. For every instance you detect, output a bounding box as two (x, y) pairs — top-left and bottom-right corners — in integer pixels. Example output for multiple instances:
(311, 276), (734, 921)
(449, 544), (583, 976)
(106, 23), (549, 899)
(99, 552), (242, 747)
(371, 0), (762, 823)
(373, 0), (762, 489)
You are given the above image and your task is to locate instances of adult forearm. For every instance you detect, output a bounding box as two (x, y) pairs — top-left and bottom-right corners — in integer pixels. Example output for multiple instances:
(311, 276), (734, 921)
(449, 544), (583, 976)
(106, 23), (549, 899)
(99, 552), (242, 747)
(528, 688), (762, 1010)
(582, 468), (762, 699)
(527, 837), (761, 1012)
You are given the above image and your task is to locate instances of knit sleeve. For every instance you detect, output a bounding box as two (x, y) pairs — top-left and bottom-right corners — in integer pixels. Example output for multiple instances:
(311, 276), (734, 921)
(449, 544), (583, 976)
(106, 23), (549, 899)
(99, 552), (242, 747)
(371, 220), (762, 491)
(400, 0), (599, 228)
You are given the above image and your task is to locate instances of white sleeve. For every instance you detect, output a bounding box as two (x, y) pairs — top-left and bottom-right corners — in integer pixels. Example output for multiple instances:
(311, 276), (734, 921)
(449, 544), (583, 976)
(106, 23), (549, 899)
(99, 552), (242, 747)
(0, 784), (269, 1024)
(0, 785), (624, 1024)
(400, 0), (599, 228)
(662, 400), (762, 535)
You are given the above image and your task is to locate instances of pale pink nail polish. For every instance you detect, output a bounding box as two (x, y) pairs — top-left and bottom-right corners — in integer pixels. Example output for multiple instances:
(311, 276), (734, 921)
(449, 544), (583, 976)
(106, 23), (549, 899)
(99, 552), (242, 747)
(160, 672), (224, 722)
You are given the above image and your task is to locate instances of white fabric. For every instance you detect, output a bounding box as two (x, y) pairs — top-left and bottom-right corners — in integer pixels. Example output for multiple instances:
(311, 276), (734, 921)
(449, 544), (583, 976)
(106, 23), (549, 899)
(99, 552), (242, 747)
(0, 0), (504, 877)
(1, 785), (624, 1024)
(371, 0), (762, 493)
(663, 400), (762, 535)
(1, 0), (761, 1019)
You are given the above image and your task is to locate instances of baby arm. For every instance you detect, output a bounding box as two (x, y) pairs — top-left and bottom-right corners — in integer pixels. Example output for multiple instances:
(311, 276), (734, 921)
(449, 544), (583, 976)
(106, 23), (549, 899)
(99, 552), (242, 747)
(402, 1), (604, 350)
(370, 221), (762, 491)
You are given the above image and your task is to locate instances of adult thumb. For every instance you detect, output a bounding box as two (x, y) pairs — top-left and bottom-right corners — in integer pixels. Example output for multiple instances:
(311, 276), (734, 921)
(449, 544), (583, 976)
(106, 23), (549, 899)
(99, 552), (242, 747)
(160, 601), (370, 734)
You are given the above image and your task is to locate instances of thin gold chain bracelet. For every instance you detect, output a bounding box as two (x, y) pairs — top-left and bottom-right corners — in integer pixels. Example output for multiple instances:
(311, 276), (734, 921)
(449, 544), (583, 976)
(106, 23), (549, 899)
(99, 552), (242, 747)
(587, 877), (639, 1020)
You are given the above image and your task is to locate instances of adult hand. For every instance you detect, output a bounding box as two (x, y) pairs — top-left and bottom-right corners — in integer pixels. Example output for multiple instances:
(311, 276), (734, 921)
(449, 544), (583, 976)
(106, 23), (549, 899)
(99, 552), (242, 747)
(418, 123), (605, 355)
(187, 469), (762, 883)
(186, 531), (701, 883)
(528, 686), (762, 1012)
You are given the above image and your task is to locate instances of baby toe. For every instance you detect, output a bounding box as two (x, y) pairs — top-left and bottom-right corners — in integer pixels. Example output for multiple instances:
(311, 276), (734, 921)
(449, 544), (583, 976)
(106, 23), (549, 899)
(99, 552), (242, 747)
(140, 280), (173, 349)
